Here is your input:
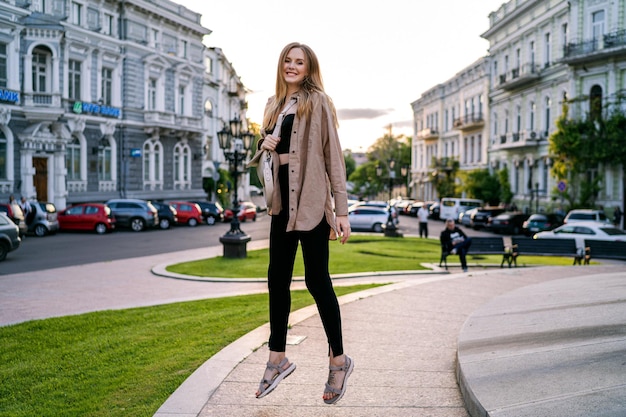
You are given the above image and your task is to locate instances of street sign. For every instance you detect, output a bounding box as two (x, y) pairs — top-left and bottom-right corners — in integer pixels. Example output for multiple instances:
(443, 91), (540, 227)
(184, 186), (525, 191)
(557, 180), (567, 192)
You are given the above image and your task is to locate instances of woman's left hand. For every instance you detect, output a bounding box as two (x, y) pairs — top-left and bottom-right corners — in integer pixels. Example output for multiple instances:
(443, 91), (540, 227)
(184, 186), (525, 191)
(336, 215), (351, 244)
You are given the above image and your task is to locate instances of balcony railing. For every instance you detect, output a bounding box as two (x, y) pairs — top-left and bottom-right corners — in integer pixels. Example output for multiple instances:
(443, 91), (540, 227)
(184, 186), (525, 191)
(498, 64), (541, 90)
(417, 127), (439, 140)
(564, 30), (626, 62)
(454, 113), (484, 131)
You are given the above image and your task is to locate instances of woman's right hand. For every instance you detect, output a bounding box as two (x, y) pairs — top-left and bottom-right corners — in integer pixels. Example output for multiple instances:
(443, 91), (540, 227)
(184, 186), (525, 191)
(261, 134), (280, 151)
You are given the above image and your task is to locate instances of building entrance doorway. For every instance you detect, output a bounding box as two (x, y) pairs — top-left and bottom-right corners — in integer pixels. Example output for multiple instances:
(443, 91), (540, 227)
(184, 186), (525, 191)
(33, 157), (48, 202)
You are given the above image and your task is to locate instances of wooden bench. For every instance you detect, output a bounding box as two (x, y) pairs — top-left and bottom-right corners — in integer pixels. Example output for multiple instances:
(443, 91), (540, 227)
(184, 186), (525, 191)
(510, 237), (587, 266)
(439, 236), (514, 269)
(584, 239), (626, 262)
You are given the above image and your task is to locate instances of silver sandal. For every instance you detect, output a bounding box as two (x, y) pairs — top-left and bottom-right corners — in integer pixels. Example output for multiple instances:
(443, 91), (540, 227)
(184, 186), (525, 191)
(323, 355), (354, 405)
(256, 357), (296, 399)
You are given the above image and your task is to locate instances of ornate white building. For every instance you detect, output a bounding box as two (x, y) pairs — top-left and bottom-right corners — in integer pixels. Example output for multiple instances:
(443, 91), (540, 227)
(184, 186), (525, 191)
(0, 0), (248, 209)
(411, 0), (624, 213)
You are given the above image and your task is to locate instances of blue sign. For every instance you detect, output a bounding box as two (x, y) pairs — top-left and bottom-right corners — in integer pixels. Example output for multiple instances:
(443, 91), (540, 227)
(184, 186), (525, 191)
(0, 88), (20, 104)
(130, 148), (142, 158)
(557, 180), (567, 192)
(72, 101), (121, 118)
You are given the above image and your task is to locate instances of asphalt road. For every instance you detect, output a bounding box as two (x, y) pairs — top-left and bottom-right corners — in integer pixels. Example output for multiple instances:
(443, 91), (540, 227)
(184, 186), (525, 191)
(1, 213), (494, 275)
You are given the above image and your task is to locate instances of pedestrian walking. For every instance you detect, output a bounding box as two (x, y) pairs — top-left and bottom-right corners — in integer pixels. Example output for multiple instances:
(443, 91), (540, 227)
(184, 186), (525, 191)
(249, 42), (353, 404)
(417, 204), (429, 238)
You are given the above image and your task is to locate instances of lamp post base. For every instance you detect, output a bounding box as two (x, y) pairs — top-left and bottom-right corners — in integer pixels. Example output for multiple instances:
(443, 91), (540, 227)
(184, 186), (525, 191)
(219, 233), (252, 258)
(382, 221), (403, 238)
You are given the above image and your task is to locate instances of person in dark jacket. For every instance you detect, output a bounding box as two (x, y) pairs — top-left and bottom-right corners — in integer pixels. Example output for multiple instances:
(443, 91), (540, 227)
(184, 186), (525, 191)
(440, 218), (472, 272)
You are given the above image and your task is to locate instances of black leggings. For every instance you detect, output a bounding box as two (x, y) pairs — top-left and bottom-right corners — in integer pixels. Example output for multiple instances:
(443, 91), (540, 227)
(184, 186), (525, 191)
(267, 165), (343, 356)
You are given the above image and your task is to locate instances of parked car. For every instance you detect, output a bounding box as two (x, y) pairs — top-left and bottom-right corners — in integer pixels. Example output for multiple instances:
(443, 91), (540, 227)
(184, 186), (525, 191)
(459, 207), (479, 227)
(189, 201), (224, 225)
(395, 199), (414, 215)
(0, 202), (27, 237)
(534, 223), (626, 248)
(224, 201), (258, 222)
(150, 201), (178, 230)
(106, 199), (159, 232)
(522, 213), (564, 236)
(406, 201), (423, 217)
(440, 197), (483, 222)
(57, 203), (116, 234)
(348, 206), (390, 233)
(169, 201), (203, 226)
(352, 201), (398, 224)
(563, 209), (611, 224)
(0, 212), (21, 261)
(487, 212), (529, 235)
(470, 207), (505, 229)
(27, 201), (59, 237)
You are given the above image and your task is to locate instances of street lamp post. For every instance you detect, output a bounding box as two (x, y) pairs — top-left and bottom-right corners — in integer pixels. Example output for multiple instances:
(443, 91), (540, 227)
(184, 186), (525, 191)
(376, 159), (401, 237)
(216, 115), (254, 258)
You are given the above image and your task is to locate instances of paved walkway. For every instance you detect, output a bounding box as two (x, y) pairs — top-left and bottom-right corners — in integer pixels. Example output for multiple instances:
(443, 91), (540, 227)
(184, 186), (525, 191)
(1, 243), (625, 417)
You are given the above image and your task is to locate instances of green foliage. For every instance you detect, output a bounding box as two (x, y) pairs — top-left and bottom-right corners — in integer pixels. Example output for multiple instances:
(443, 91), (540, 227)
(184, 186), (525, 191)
(549, 102), (626, 209)
(430, 157), (459, 198)
(498, 166), (513, 204)
(463, 169), (501, 205)
(343, 151), (356, 180)
(348, 161), (384, 199)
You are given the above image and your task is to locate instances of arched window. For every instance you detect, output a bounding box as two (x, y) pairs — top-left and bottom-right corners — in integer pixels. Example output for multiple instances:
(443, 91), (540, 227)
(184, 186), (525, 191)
(142, 140), (163, 189)
(590, 85), (603, 120)
(66, 137), (81, 180)
(32, 46), (52, 93)
(173, 142), (191, 189)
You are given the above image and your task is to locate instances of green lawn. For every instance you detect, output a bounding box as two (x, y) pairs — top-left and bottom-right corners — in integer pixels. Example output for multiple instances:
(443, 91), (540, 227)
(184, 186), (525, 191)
(0, 284), (381, 417)
(166, 235), (577, 278)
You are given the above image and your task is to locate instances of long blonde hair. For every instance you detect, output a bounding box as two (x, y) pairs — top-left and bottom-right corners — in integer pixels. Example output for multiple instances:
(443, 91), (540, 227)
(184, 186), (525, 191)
(262, 42), (338, 131)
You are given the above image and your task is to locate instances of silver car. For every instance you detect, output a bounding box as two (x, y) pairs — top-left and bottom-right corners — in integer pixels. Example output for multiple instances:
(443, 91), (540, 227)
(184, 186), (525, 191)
(0, 212), (21, 261)
(348, 206), (390, 233)
(27, 201), (60, 237)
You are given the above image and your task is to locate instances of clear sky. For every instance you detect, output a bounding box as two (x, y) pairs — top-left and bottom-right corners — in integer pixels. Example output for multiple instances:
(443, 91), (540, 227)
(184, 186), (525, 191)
(176, 0), (506, 152)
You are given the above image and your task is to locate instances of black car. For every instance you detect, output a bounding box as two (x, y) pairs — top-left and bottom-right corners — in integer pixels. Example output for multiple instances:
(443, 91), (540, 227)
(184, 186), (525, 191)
(190, 201), (224, 225)
(471, 207), (505, 229)
(106, 199), (159, 232)
(522, 213), (565, 236)
(150, 201), (178, 230)
(487, 212), (529, 235)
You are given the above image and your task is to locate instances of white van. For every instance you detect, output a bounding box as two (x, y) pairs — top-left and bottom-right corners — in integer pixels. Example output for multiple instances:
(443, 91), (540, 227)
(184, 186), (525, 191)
(439, 198), (483, 222)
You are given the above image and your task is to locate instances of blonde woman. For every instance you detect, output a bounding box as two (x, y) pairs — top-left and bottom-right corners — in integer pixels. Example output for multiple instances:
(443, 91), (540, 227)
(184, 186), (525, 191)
(251, 42), (353, 404)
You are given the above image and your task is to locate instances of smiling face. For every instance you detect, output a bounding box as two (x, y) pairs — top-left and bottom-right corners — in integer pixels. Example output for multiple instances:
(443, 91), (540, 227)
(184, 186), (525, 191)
(283, 47), (308, 91)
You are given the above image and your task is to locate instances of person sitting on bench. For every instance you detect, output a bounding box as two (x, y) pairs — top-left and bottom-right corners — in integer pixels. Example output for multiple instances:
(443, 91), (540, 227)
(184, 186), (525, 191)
(440, 218), (473, 272)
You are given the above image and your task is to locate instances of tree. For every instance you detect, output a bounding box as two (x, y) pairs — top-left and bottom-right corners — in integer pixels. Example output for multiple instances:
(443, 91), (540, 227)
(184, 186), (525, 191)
(463, 168), (501, 205)
(549, 101), (626, 210)
(430, 157), (459, 198)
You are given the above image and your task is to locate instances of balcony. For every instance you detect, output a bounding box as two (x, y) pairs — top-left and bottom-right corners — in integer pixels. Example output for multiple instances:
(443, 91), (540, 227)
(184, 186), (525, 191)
(21, 92), (64, 121)
(498, 64), (541, 91)
(563, 30), (626, 64)
(417, 127), (439, 141)
(454, 113), (484, 131)
(491, 131), (546, 150)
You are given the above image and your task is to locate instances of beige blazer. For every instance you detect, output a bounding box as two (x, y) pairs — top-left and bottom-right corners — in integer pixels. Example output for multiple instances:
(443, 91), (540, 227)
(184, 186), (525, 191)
(249, 91), (348, 240)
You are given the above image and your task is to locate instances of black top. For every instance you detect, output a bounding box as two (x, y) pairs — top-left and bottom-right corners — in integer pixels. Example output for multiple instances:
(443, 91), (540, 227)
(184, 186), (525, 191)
(276, 114), (294, 155)
(440, 227), (468, 252)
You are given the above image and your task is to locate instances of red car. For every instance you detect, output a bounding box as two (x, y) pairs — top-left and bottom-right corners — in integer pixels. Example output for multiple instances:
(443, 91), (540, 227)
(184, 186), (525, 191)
(169, 201), (203, 226)
(57, 203), (115, 234)
(224, 202), (257, 222)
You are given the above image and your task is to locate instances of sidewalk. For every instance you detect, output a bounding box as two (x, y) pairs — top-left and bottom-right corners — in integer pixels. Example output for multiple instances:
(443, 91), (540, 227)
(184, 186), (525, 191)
(154, 264), (626, 417)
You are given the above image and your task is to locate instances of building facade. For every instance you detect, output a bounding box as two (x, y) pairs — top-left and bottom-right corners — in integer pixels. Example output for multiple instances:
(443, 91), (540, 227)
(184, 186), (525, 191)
(411, 0), (624, 213)
(411, 57), (491, 202)
(0, 0), (248, 209)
